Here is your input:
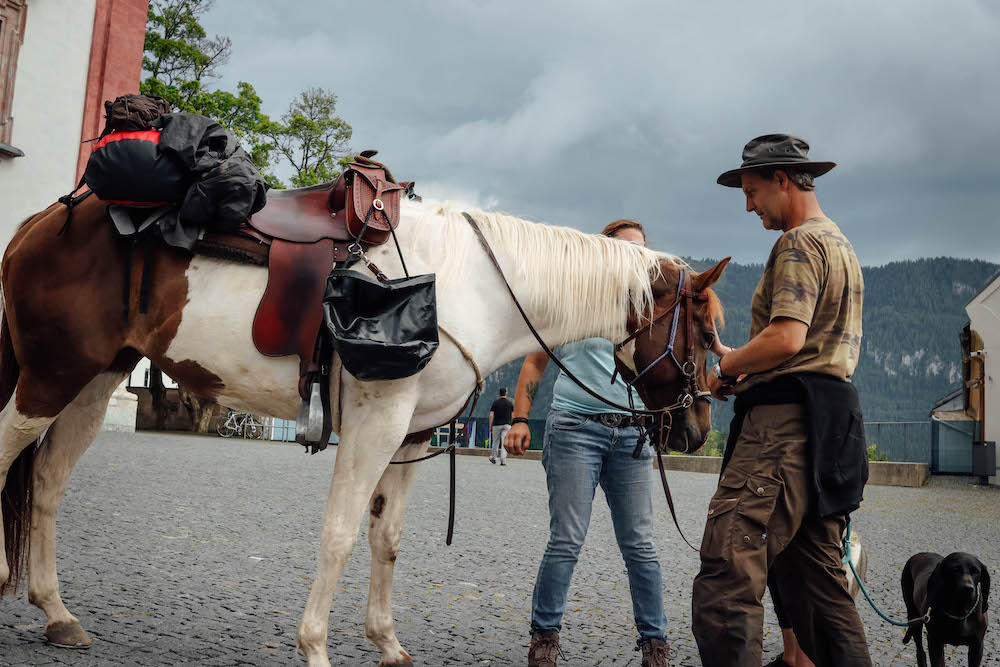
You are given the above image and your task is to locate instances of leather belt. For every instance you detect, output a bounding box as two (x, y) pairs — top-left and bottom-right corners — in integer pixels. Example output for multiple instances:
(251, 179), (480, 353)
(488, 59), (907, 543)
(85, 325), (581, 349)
(589, 413), (649, 428)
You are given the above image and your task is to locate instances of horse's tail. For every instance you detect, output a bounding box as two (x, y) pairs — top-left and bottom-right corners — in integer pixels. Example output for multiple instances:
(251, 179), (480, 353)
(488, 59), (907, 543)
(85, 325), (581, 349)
(0, 304), (36, 597)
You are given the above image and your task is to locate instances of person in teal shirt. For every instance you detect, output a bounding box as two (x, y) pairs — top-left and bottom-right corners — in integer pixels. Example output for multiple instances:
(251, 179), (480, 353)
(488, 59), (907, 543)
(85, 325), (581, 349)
(505, 220), (671, 667)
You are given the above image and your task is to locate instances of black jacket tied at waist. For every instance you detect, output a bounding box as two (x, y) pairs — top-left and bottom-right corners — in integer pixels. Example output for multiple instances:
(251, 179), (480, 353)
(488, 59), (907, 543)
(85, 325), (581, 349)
(723, 373), (868, 517)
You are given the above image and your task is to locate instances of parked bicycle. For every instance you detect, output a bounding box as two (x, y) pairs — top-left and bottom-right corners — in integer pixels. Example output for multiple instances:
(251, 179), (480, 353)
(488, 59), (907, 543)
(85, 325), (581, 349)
(216, 409), (265, 439)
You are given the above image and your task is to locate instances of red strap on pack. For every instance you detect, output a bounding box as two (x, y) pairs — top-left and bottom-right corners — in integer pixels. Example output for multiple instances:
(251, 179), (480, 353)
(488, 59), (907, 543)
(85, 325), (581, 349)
(92, 129), (162, 152)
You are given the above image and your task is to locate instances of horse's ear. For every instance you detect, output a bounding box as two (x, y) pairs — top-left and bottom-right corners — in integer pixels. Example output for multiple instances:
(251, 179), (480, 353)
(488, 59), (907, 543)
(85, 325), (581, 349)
(692, 257), (730, 292)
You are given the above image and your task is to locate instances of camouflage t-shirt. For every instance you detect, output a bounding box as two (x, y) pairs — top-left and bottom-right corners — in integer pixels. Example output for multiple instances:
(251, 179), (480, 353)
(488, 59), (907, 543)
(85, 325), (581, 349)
(737, 217), (864, 391)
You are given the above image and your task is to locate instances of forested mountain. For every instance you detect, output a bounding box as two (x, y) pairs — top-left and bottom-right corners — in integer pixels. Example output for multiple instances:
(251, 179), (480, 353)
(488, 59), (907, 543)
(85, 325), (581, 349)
(471, 257), (998, 433)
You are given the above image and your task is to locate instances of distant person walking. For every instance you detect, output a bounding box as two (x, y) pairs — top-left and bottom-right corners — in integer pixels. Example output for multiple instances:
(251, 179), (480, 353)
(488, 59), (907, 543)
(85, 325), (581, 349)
(489, 387), (513, 465)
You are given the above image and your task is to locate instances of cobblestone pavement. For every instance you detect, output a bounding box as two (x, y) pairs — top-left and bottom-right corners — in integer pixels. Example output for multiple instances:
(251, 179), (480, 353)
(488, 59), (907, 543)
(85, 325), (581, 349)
(2, 432), (998, 666)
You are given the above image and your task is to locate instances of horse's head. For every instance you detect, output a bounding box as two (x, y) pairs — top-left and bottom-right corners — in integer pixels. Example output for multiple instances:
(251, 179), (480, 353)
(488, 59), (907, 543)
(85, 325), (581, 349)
(615, 258), (729, 453)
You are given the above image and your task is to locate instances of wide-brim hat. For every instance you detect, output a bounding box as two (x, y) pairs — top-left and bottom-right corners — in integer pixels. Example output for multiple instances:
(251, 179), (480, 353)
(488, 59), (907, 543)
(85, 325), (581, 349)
(717, 134), (836, 188)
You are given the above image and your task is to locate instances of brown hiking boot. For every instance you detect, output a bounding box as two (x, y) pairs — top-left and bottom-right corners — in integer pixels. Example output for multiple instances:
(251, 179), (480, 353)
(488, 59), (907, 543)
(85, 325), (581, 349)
(528, 630), (563, 667)
(638, 637), (672, 667)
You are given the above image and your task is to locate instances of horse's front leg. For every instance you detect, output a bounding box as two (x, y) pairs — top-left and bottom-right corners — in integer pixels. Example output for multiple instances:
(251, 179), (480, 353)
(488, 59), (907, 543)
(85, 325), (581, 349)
(297, 381), (418, 667)
(28, 372), (126, 648)
(365, 435), (431, 667)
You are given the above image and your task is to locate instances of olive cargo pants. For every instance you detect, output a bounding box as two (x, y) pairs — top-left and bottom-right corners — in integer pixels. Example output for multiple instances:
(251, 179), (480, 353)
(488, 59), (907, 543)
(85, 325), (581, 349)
(691, 404), (872, 666)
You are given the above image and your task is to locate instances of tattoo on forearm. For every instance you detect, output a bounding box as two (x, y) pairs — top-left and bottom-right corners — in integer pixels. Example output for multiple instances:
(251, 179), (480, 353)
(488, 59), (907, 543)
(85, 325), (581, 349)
(526, 381), (540, 404)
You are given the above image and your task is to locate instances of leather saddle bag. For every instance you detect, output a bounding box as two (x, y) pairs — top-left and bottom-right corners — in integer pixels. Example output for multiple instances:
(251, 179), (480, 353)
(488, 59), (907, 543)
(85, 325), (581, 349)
(331, 160), (404, 245)
(323, 269), (439, 381)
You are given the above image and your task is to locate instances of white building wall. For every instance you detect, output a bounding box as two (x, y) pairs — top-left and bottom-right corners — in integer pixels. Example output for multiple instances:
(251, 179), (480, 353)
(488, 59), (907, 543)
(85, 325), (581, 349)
(0, 0), (97, 247)
(0, 2), (137, 432)
(128, 357), (179, 389)
(966, 274), (1000, 485)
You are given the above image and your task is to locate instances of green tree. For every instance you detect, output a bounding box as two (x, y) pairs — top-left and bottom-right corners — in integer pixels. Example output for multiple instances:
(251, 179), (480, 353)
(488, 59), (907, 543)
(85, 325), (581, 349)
(142, 0), (229, 98)
(262, 88), (353, 188)
(140, 0), (277, 184)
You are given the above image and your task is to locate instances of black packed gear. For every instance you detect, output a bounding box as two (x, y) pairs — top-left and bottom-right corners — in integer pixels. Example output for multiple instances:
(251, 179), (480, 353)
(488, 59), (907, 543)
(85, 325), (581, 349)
(66, 95), (270, 321)
(151, 113), (268, 241)
(58, 94), (174, 232)
(81, 111), (267, 250)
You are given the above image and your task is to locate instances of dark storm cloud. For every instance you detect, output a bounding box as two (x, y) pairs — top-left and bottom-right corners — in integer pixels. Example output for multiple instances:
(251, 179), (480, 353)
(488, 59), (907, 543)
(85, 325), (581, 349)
(203, 1), (1000, 265)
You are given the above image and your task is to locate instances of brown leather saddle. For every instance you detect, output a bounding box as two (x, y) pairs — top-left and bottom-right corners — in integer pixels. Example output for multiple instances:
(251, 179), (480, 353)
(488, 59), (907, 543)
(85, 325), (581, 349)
(225, 153), (407, 397)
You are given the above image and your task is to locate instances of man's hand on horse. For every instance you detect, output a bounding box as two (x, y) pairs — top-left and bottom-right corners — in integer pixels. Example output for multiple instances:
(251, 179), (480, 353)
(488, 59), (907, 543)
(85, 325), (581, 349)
(505, 422), (531, 456)
(710, 329), (732, 359)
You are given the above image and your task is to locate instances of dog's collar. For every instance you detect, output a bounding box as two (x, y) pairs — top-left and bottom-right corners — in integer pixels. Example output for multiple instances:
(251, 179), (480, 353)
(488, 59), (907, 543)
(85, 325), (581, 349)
(931, 583), (981, 622)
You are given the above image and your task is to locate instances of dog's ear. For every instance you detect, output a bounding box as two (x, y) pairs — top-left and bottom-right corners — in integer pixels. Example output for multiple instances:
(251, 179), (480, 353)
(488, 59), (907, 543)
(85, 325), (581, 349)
(979, 559), (990, 612)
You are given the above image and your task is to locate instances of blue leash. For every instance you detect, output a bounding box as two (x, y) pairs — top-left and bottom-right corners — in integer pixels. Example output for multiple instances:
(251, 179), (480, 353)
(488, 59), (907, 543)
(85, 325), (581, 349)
(842, 523), (980, 628)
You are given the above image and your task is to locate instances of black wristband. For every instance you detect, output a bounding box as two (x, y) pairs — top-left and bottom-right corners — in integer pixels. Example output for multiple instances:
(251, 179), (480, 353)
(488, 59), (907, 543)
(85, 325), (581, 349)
(511, 417), (529, 426)
(718, 356), (738, 383)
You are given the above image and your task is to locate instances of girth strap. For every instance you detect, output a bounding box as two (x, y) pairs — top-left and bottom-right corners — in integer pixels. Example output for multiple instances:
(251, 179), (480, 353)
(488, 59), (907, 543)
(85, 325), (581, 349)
(121, 228), (158, 322)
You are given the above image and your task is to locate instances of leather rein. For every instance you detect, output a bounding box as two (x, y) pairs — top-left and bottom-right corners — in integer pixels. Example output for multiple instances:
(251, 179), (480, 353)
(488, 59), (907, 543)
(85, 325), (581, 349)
(462, 212), (708, 551)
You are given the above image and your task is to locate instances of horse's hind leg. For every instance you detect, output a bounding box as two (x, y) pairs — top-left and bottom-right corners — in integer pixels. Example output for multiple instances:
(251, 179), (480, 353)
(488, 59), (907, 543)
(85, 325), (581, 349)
(0, 381), (58, 593)
(365, 436), (431, 667)
(28, 371), (128, 649)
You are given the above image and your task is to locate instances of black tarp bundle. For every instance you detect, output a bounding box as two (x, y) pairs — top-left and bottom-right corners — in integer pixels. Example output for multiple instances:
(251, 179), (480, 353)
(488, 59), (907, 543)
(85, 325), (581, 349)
(85, 111), (268, 250)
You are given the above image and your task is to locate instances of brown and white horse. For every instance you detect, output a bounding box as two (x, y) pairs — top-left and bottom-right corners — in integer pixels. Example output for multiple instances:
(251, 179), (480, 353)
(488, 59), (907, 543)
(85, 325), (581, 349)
(0, 194), (727, 666)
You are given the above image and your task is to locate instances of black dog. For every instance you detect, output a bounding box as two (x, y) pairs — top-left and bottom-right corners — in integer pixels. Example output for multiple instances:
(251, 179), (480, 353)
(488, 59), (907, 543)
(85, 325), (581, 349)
(902, 552), (990, 666)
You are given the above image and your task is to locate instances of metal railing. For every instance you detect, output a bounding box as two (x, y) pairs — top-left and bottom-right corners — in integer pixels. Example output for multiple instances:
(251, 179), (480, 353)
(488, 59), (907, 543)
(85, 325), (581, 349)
(864, 421), (932, 464)
(244, 415), (983, 474)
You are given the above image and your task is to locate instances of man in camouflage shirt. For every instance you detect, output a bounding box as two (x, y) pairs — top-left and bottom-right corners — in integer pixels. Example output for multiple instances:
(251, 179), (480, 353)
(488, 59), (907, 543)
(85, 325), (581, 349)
(691, 135), (872, 666)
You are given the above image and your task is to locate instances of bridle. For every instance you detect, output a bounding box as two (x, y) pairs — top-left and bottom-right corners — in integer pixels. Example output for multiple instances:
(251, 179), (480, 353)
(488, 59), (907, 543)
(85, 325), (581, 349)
(614, 267), (713, 454)
(616, 268), (711, 403)
(462, 212), (711, 550)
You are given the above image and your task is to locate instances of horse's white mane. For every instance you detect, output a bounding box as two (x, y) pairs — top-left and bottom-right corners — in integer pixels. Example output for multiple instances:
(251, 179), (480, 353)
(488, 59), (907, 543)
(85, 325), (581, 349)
(403, 198), (676, 342)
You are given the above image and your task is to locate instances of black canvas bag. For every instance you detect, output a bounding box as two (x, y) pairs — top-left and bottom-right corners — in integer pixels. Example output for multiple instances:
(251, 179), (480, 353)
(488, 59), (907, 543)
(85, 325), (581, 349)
(85, 129), (188, 207)
(322, 269), (439, 381)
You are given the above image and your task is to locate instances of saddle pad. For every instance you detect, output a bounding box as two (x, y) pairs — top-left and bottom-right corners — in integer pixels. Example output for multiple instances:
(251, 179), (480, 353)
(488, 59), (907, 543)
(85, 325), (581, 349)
(252, 238), (334, 359)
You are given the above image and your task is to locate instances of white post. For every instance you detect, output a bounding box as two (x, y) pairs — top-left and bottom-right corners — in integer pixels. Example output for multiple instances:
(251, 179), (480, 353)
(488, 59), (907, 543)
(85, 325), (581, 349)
(102, 379), (138, 433)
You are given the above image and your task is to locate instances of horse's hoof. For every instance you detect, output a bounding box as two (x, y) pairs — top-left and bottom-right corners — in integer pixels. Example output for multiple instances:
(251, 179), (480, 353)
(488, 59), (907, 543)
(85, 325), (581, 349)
(44, 621), (92, 649)
(379, 652), (415, 667)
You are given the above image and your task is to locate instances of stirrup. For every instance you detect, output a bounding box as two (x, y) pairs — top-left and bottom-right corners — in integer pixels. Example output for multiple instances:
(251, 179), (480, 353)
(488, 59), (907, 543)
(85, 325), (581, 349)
(295, 376), (331, 453)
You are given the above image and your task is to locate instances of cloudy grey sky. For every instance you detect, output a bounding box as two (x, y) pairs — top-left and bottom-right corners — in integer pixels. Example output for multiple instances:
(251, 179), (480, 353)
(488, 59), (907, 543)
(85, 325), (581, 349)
(202, 1), (1000, 266)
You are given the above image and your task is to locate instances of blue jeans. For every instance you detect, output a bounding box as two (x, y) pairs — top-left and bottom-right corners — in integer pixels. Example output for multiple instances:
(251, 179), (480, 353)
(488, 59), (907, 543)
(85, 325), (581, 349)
(531, 410), (667, 641)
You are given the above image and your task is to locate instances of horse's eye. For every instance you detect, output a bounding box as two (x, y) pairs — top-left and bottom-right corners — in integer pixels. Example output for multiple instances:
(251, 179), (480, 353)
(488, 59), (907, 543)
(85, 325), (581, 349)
(702, 332), (715, 348)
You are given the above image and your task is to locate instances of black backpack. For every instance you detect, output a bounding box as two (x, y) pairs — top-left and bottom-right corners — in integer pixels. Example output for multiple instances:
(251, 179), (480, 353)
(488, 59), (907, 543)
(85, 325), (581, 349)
(84, 95), (186, 208)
